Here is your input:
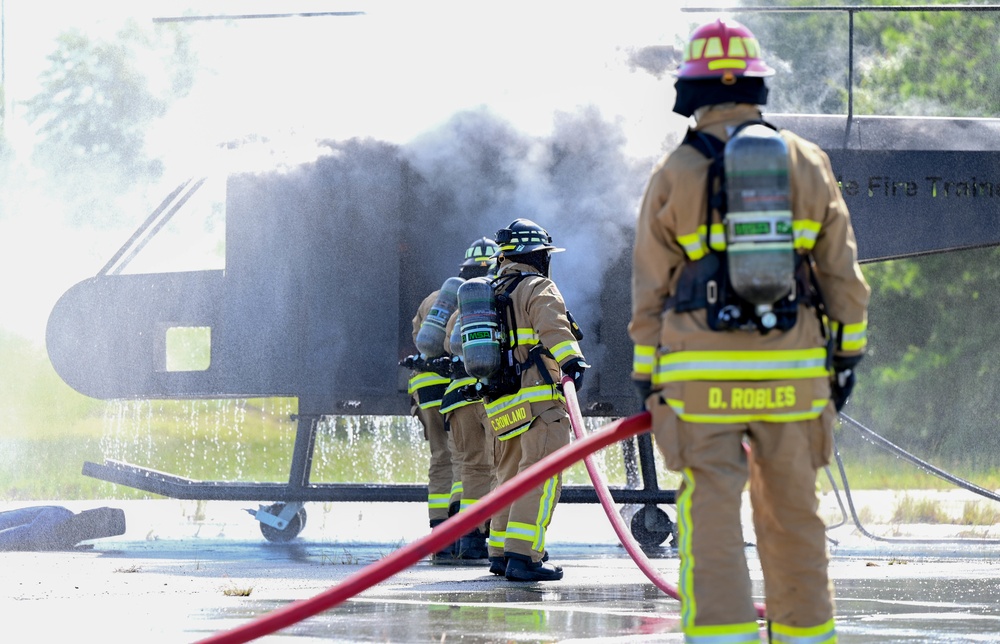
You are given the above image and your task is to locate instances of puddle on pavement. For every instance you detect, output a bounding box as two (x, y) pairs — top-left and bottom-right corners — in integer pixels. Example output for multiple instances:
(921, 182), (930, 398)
(205, 585), (682, 642)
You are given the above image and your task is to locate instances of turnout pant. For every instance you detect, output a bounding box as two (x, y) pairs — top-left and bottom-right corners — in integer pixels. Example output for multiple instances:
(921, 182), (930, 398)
(650, 395), (838, 643)
(414, 401), (461, 523)
(446, 402), (496, 533)
(488, 403), (570, 561)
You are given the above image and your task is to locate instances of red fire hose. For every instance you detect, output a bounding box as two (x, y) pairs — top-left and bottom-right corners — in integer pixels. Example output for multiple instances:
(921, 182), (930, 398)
(197, 409), (652, 644)
(560, 376), (766, 619)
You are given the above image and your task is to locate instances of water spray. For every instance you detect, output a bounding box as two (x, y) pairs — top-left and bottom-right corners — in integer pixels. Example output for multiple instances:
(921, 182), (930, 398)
(196, 409), (652, 644)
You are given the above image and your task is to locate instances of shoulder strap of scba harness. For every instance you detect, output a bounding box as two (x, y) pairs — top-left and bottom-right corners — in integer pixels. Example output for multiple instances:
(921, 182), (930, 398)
(672, 119), (827, 334)
(491, 272), (556, 393)
(488, 271), (584, 396)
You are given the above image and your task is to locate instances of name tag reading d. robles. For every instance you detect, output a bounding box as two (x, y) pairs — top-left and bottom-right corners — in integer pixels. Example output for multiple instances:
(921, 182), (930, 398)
(683, 381), (812, 414)
(489, 401), (532, 434)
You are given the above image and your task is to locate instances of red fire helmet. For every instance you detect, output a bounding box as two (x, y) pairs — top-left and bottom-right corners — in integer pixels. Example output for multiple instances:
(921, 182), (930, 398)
(676, 18), (775, 83)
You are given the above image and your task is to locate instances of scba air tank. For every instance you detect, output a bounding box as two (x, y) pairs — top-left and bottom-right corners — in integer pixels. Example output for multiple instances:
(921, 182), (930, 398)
(724, 124), (795, 316)
(457, 277), (501, 380)
(415, 277), (465, 358)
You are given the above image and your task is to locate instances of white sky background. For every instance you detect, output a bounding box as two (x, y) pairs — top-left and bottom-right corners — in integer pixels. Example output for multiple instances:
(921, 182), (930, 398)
(0, 1), (729, 345)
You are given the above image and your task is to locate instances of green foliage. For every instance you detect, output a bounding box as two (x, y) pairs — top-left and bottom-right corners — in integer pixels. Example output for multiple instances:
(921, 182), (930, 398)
(739, 1), (853, 114)
(740, 2), (1000, 466)
(852, 2), (1000, 117)
(22, 19), (197, 226)
(0, 331), (106, 439)
(852, 249), (1000, 463)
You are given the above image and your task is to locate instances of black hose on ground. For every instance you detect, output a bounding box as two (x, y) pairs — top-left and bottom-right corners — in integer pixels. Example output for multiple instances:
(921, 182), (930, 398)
(829, 413), (1000, 546)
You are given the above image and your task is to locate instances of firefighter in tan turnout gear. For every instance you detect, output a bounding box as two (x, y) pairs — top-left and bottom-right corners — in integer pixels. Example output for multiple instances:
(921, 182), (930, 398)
(629, 19), (869, 644)
(405, 268), (465, 560)
(481, 219), (587, 582)
(439, 237), (501, 561)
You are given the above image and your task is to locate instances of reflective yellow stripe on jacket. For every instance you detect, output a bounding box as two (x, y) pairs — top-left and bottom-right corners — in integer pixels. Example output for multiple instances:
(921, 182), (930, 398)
(667, 397), (830, 423)
(408, 371), (450, 410)
(678, 220), (820, 261)
(656, 348), (829, 423)
(829, 319), (868, 353)
(484, 385), (564, 441)
(655, 348), (828, 384)
(793, 219), (821, 251)
(550, 339), (582, 362)
(512, 327), (539, 346)
(407, 371), (450, 393)
(440, 376), (478, 414)
(633, 344), (656, 378)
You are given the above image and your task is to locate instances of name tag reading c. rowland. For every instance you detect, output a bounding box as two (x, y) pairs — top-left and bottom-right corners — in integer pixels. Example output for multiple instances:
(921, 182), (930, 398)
(490, 401), (532, 433)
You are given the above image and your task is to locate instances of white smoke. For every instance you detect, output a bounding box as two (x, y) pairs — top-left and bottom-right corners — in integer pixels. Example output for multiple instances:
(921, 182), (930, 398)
(1, 1), (693, 345)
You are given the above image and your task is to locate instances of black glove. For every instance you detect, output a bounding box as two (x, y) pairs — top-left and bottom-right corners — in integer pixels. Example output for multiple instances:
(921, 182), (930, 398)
(633, 378), (653, 411)
(562, 358), (589, 392)
(831, 355), (862, 412)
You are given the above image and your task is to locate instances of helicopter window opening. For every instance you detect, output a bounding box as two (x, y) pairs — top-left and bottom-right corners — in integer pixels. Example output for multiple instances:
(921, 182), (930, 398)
(113, 176), (226, 275)
(164, 326), (212, 372)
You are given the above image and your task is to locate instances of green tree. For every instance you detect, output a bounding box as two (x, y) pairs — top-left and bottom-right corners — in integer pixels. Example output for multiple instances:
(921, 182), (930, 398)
(743, 1), (1000, 467)
(22, 19), (196, 226)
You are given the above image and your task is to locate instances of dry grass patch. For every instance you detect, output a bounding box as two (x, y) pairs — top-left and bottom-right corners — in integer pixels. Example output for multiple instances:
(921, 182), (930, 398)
(891, 494), (951, 524)
(960, 501), (1000, 526)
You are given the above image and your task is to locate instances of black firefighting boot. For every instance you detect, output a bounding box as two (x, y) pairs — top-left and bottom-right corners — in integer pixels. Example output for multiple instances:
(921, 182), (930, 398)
(454, 528), (489, 560)
(489, 556), (507, 576)
(490, 549), (546, 576)
(429, 519), (457, 562)
(504, 552), (563, 582)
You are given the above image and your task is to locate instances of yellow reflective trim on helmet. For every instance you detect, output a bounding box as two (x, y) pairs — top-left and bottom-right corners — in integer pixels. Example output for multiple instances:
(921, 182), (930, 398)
(705, 36), (724, 58)
(745, 38), (761, 58)
(689, 38), (706, 61)
(708, 58), (749, 71)
(728, 36), (747, 58)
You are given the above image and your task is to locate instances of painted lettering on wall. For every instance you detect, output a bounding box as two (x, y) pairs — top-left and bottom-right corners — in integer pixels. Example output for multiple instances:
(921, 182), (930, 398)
(837, 175), (1000, 199)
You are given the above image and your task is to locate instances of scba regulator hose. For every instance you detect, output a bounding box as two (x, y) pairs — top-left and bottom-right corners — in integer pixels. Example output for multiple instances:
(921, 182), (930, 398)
(198, 405), (653, 644)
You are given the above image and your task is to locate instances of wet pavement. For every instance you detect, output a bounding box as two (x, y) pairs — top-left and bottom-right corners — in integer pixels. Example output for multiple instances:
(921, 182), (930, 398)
(4, 497), (1000, 643)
